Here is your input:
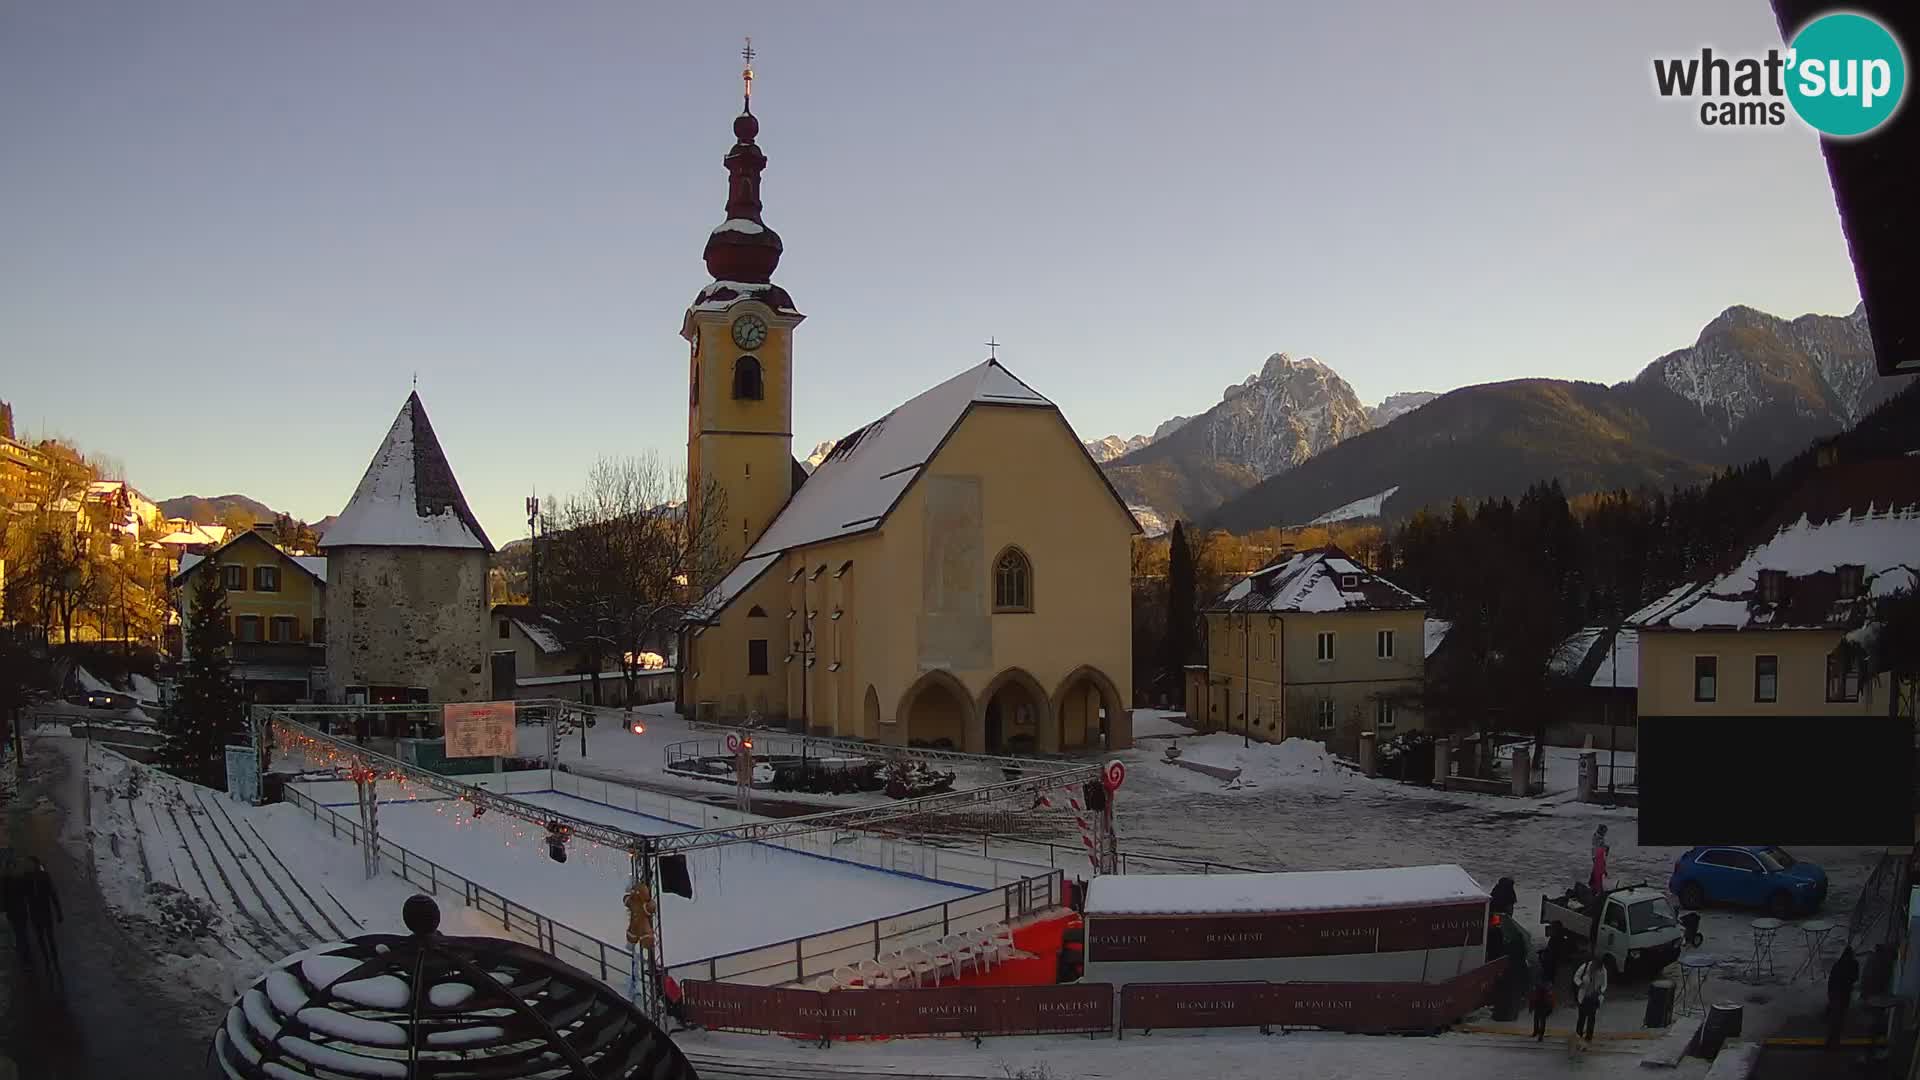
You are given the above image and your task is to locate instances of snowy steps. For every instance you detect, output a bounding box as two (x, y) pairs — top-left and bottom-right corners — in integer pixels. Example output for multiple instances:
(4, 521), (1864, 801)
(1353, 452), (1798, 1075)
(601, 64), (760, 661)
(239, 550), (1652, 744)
(111, 761), (347, 962)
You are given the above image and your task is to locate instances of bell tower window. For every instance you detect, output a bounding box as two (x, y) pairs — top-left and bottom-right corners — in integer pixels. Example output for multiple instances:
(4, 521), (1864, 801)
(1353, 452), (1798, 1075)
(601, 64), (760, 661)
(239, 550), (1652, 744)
(732, 356), (764, 400)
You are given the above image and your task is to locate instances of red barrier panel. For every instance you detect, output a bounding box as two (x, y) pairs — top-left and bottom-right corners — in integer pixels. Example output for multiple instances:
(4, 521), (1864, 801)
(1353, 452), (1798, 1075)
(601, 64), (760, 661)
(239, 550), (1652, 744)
(1089, 901), (1487, 963)
(682, 981), (1112, 1038)
(1120, 959), (1508, 1033)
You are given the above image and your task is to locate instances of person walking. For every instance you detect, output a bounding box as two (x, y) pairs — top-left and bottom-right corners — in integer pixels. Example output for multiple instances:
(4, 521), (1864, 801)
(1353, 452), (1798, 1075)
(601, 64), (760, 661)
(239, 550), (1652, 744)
(2, 869), (31, 965)
(22, 857), (61, 968)
(1528, 977), (1557, 1041)
(1826, 945), (1858, 1049)
(1573, 955), (1608, 1044)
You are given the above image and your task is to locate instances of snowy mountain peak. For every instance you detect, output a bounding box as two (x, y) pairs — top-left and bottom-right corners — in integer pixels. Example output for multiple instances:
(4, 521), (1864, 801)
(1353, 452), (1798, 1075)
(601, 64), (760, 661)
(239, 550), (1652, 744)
(1085, 434), (1154, 463)
(1638, 302), (1889, 429)
(799, 439), (837, 474)
(1368, 392), (1439, 428)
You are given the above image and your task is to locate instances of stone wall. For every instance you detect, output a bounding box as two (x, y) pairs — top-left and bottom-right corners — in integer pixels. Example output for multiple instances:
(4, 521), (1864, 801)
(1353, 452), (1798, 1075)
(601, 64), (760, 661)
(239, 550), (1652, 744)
(325, 546), (489, 702)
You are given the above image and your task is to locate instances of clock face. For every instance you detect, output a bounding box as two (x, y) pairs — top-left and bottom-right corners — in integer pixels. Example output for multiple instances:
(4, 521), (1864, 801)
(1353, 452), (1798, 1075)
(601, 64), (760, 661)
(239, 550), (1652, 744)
(731, 314), (769, 350)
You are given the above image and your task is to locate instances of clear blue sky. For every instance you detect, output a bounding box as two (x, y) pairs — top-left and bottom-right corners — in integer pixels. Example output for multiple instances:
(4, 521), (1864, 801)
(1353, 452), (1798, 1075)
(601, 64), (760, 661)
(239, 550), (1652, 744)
(0, 1), (1864, 543)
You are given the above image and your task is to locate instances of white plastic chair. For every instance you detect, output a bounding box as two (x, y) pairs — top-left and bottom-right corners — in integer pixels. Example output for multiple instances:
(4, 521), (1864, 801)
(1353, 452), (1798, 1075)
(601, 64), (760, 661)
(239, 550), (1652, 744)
(883, 950), (918, 988)
(809, 972), (838, 991)
(945, 933), (980, 978)
(832, 964), (862, 989)
(854, 958), (890, 989)
(974, 928), (1002, 970)
(905, 945), (942, 986)
(990, 923), (1016, 961)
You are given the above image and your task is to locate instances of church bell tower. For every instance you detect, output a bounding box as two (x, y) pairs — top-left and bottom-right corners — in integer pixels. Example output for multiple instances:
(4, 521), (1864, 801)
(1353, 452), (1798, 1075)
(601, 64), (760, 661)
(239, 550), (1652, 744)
(683, 38), (804, 562)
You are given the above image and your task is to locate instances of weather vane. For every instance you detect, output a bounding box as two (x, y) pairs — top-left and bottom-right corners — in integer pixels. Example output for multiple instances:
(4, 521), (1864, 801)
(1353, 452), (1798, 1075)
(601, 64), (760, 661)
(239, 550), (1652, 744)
(741, 36), (755, 108)
(986, 337), (1001, 360)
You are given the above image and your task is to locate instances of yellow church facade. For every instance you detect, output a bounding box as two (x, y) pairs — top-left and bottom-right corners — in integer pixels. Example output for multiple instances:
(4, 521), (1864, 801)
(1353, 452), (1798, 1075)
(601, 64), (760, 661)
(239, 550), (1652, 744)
(677, 86), (1135, 754)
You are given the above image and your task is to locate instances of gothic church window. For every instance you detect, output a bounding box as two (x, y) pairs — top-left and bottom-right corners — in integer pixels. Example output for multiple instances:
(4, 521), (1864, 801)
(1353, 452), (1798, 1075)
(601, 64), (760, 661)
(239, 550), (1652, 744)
(993, 547), (1033, 612)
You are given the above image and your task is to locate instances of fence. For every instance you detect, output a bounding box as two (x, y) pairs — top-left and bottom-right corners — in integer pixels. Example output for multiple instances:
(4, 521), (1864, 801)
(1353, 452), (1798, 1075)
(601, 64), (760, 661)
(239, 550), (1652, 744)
(683, 959), (1509, 1039)
(280, 768), (1063, 991)
(960, 833), (1266, 877)
(280, 783), (637, 986)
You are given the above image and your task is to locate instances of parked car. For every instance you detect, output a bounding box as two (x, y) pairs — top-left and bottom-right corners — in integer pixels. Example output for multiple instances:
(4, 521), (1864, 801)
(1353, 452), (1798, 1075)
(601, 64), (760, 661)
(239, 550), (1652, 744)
(67, 690), (126, 710)
(1669, 846), (1828, 918)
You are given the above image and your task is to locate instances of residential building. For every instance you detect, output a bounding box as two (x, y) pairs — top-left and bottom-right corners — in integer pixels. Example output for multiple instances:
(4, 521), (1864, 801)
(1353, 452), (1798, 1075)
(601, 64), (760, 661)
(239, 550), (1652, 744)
(487, 603), (676, 706)
(1546, 626), (1639, 750)
(1189, 545), (1429, 757)
(321, 392), (494, 707)
(1633, 456), (1920, 720)
(175, 530), (328, 703)
(679, 91), (1135, 752)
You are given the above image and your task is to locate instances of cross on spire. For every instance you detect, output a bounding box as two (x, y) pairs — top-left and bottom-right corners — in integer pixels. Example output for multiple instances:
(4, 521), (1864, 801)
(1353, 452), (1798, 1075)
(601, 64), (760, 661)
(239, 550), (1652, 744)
(985, 337), (1001, 360)
(741, 36), (755, 110)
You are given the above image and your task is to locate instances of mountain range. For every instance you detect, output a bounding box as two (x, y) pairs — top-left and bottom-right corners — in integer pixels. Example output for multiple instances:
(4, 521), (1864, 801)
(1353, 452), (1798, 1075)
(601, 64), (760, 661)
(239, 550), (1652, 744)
(157, 493), (281, 525)
(1190, 303), (1903, 533)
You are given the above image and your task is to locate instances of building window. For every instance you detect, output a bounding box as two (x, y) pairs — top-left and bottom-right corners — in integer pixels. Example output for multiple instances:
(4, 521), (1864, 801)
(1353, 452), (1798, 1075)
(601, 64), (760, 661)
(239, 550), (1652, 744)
(1826, 651), (1862, 703)
(313, 617), (327, 644)
(498, 620), (510, 639)
(993, 547), (1033, 612)
(1837, 564), (1864, 600)
(222, 564), (247, 591)
(1758, 569), (1787, 604)
(1341, 574), (1360, 589)
(1377, 629), (1394, 659)
(1754, 655), (1778, 703)
(253, 565), (281, 592)
(1315, 698), (1337, 730)
(747, 638), (769, 676)
(747, 605), (768, 618)
(1374, 698), (1396, 729)
(1693, 656), (1717, 702)
(1269, 633), (1277, 661)
(1317, 631), (1336, 662)
(236, 615), (262, 643)
(732, 355), (764, 400)
(269, 616), (297, 643)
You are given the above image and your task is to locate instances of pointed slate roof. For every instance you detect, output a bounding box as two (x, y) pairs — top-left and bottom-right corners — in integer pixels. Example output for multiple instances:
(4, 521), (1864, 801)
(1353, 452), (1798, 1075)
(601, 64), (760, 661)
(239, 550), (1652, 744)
(321, 392), (493, 552)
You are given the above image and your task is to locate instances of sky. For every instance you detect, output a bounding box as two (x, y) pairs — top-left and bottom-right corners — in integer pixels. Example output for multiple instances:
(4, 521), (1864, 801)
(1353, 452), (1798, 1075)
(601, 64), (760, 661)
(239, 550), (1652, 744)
(0, 1), (1866, 544)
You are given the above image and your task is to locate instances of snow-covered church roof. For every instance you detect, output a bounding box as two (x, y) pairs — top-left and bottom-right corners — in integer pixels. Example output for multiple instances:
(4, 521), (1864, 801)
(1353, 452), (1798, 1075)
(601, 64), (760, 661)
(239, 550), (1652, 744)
(320, 392), (493, 552)
(692, 358), (1136, 619)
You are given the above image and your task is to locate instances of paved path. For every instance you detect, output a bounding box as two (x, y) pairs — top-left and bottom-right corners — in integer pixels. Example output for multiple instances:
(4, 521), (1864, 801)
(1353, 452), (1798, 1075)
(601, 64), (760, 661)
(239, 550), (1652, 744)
(0, 741), (214, 1078)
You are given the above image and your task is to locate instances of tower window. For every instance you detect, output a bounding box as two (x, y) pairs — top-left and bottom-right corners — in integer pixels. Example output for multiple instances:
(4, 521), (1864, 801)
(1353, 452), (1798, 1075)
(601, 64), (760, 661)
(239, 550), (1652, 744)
(993, 547), (1033, 612)
(732, 355), (764, 400)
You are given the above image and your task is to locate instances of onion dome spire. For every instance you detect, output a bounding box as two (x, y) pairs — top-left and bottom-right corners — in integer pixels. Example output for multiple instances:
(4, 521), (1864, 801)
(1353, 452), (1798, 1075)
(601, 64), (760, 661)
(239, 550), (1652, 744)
(703, 37), (784, 284)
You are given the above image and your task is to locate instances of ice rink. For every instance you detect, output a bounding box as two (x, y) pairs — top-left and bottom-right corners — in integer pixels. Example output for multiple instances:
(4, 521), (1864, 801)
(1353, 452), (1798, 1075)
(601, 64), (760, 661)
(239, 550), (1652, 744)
(308, 786), (979, 967)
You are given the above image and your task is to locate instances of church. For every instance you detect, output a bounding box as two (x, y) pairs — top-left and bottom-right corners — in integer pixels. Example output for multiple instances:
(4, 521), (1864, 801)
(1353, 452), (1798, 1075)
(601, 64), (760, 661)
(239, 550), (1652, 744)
(678, 64), (1136, 754)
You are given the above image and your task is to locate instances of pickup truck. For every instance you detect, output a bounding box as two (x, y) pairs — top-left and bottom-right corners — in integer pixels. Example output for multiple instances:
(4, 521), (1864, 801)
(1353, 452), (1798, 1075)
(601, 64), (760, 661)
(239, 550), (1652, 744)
(1540, 883), (1685, 978)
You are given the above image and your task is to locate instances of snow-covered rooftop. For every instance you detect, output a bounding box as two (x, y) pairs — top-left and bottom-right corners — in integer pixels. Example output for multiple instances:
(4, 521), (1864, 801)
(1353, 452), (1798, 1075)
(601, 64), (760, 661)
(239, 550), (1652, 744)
(321, 392), (493, 552)
(1423, 618), (1451, 659)
(1210, 546), (1424, 614)
(745, 360), (1051, 559)
(1085, 864), (1486, 917)
(155, 523), (228, 546)
(1549, 626), (1639, 689)
(178, 540), (327, 585)
(1634, 506), (1919, 631)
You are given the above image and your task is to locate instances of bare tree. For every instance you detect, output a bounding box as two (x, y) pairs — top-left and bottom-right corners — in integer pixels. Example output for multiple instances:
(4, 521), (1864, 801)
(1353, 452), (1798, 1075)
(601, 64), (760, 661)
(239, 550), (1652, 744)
(542, 455), (731, 714)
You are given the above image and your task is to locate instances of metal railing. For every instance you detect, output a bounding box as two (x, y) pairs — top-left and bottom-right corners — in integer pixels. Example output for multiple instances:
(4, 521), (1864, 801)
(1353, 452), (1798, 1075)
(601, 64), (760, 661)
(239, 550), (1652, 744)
(957, 833), (1269, 877)
(679, 721), (1090, 773)
(280, 783), (637, 985)
(665, 869), (1061, 987)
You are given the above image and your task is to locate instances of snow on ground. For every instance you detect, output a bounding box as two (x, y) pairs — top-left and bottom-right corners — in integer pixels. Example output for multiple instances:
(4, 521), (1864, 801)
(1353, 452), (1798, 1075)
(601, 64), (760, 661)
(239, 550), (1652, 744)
(63, 737), (516, 1005)
(293, 784), (978, 967)
(676, 1023), (1701, 1080)
(1162, 734), (1360, 792)
(1308, 484), (1401, 525)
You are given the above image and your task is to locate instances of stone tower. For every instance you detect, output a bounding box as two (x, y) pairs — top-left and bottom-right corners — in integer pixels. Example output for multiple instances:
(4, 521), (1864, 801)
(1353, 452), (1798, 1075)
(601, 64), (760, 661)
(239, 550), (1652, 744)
(681, 72), (806, 561)
(321, 392), (494, 704)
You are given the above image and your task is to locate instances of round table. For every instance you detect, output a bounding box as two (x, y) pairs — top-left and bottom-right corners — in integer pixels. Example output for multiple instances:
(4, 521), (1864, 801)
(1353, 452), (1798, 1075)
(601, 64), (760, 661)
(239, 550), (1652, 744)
(1793, 919), (1838, 982)
(1749, 918), (1784, 982)
(1678, 952), (1716, 1015)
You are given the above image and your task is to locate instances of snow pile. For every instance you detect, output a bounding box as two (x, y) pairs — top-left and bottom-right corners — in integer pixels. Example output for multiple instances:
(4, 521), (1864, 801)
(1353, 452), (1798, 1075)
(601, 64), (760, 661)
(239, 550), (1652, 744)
(1170, 734), (1357, 790)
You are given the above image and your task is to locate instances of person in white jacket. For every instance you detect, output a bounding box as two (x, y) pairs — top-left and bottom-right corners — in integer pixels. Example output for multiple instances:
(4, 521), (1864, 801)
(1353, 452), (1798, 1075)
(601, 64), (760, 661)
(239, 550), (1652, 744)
(1573, 958), (1608, 1042)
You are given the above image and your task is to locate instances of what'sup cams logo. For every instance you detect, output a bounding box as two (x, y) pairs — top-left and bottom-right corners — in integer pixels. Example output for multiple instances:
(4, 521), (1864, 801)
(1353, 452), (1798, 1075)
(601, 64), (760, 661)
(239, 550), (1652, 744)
(1654, 11), (1907, 136)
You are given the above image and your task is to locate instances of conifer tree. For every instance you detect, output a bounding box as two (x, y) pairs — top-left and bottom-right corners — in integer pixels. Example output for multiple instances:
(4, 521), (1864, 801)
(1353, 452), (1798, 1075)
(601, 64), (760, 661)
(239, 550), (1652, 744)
(165, 560), (245, 786)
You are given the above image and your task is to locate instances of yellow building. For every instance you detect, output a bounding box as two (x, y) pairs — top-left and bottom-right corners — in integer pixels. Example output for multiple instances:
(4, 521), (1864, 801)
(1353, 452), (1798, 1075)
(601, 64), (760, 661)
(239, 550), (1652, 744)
(1632, 457), (1917, 720)
(1190, 545), (1429, 756)
(678, 91), (1136, 753)
(175, 530), (328, 703)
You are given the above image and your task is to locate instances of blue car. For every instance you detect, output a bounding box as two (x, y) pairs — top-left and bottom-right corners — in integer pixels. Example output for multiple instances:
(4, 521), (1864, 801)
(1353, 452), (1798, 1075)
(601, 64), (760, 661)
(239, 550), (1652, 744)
(1669, 846), (1828, 918)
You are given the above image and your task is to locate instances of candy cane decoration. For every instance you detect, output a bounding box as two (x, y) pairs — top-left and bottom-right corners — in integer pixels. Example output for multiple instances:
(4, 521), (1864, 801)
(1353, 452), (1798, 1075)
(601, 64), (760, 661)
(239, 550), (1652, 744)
(1032, 791), (1101, 870)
